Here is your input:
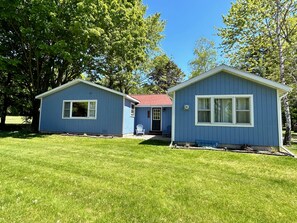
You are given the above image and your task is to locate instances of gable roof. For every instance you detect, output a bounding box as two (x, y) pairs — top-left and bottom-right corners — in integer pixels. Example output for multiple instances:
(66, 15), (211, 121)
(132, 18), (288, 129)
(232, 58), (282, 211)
(35, 79), (140, 103)
(167, 65), (291, 95)
(130, 94), (172, 107)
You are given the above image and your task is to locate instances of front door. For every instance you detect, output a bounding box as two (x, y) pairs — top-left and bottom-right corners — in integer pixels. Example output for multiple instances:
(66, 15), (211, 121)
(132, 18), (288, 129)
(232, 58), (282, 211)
(152, 108), (161, 131)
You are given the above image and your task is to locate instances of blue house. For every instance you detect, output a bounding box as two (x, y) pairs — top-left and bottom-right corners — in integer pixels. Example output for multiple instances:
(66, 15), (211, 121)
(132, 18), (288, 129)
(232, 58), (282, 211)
(131, 94), (172, 135)
(168, 65), (291, 148)
(36, 79), (139, 136)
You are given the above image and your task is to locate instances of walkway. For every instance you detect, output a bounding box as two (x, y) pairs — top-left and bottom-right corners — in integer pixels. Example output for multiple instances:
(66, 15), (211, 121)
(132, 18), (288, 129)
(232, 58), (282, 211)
(123, 134), (171, 141)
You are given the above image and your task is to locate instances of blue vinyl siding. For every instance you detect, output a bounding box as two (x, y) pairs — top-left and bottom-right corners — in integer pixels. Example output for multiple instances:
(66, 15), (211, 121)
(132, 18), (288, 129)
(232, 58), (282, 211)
(135, 107), (151, 133)
(162, 107), (172, 134)
(40, 82), (123, 135)
(174, 71), (279, 146)
(135, 107), (172, 134)
(123, 99), (135, 134)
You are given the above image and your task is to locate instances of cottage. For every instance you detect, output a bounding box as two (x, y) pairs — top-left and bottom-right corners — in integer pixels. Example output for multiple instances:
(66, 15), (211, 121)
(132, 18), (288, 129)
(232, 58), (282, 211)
(131, 94), (172, 135)
(168, 65), (291, 148)
(36, 79), (139, 136)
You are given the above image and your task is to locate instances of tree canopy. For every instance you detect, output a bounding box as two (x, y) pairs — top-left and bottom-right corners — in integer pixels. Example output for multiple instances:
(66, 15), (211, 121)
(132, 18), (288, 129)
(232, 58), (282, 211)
(189, 37), (217, 78)
(0, 0), (164, 129)
(141, 54), (185, 94)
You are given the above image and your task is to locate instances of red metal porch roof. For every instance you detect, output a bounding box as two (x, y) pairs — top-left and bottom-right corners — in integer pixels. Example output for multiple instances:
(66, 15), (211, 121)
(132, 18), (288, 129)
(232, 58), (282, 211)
(130, 94), (172, 106)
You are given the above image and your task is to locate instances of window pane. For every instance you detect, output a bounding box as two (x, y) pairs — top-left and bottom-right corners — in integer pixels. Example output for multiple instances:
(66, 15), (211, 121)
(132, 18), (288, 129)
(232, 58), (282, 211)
(236, 98), (249, 110)
(198, 98), (210, 109)
(214, 99), (232, 123)
(153, 109), (161, 120)
(64, 102), (70, 110)
(236, 111), (250, 123)
(198, 111), (211, 123)
(89, 101), (96, 110)
(89, 110), (96, 118)
(63, 102), (70, 118)
(64, 110), (70, 118)
(131, 104), (135, 117)
(72, 102), (88, 117)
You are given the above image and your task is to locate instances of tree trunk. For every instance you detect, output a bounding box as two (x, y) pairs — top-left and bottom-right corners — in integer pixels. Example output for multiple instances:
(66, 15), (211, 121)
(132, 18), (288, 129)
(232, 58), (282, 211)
(0, 95), (10, 129)
(0, 106), (7, 129)
(0, 72), (13, 129)
(276, 0), (291, 145)
(283, 95), (292, 145)
(31, 98), (40, 132)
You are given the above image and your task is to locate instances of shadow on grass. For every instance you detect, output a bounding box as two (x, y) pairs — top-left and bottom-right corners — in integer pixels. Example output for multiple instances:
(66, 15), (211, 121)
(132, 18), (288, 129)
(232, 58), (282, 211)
(0, 130), (47, 139)
(0, 124), (47, 139)
(139, 139), (170, 146)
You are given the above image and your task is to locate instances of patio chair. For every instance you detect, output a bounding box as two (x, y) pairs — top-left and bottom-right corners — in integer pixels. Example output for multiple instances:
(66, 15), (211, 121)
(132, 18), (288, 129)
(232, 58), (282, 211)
(136, 124), (145, 135)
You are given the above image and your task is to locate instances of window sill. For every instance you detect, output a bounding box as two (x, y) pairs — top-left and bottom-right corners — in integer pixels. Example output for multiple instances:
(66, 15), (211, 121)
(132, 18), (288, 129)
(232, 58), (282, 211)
(62, 117), (97, 120)
(195, 123), (254, 128)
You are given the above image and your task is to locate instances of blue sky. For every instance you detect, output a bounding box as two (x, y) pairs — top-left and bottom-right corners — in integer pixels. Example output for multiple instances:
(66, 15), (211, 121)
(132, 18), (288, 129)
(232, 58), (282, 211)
(143, 0), (233, 76)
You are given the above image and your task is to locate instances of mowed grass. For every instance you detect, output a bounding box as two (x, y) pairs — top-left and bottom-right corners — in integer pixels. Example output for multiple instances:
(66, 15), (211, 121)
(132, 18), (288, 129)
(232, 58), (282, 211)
(1, 132), (297, 222)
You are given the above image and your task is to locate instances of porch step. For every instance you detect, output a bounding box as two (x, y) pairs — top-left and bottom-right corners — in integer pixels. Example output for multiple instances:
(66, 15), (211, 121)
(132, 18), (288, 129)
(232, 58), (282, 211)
(149, 131), (162, 135)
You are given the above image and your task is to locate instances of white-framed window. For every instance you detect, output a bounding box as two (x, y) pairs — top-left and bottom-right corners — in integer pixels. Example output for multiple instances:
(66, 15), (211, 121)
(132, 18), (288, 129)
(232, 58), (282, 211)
(152, 108), (161, 120)
(62, 100), (97, 119)
(130, 103), (135, 117)
(197, 97), (211, 123)
(195, 95), (254, 127)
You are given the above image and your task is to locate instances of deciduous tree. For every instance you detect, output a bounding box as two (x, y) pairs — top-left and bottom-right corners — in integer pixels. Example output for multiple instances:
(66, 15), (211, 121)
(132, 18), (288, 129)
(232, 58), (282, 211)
(189, 37), (217, 78)
(218, 0), (297, 145)
(0, 0), (164, 129)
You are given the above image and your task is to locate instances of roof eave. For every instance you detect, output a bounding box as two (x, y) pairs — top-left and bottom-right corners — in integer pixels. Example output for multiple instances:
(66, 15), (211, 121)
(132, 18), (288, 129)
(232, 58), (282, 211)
(35, 79), (140, 102)
(35, 79), (80, 99)
(125, 95), (140, 103)
(167, 65), (291, 93)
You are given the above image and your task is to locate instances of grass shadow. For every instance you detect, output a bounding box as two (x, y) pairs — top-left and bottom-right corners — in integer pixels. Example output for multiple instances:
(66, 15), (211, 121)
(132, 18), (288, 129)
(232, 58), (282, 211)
(0, 126), (47, 139)
(139, 139), (170, 146)
(0, 124), (32, 131)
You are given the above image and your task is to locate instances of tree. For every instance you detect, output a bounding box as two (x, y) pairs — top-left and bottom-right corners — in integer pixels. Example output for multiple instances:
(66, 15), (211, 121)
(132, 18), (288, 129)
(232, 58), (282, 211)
(0, 0), (164, 130)
(189, 37), (217, 78)
(143, 54), (185, 94)
(218, 0), (297, 145)
(88, 9), (165, 94)
(1, 0), (98, 130)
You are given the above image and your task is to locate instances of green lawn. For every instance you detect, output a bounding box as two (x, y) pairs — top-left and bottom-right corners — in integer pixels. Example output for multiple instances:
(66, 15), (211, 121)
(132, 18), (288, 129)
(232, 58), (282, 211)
(1, 132), (297, 222)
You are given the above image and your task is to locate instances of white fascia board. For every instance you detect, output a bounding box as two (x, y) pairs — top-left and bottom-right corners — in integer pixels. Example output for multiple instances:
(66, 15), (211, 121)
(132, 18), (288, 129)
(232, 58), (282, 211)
(167, 65), (292, 93)
(125, 95), (140, 103)
(35, 79), (81, 99)
(35, 79), (139, 103)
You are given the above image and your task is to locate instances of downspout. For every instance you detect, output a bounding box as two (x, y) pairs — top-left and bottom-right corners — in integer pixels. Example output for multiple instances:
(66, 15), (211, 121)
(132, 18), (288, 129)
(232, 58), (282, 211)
(278, 92), (296, 158)
(170, 91), (176, 147)
(122, 96), (125, 136)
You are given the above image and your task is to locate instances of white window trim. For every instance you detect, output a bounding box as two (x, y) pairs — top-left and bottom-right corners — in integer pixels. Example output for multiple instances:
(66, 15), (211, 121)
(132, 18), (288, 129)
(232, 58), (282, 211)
(130, 103), (135, 117)
(195, 95), (254, 127)
(62, 100), (97, 120)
